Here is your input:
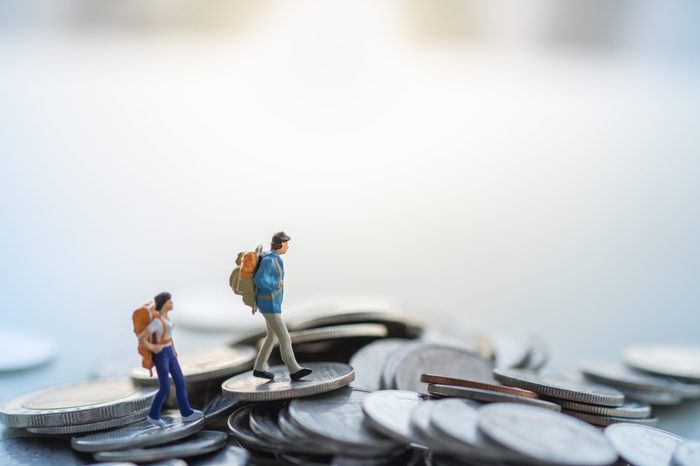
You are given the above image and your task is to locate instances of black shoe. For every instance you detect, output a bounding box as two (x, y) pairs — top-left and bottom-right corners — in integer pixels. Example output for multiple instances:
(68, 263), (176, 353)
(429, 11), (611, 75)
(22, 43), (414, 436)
(253, 370), (275, 380)
(290, 368), (312, 381)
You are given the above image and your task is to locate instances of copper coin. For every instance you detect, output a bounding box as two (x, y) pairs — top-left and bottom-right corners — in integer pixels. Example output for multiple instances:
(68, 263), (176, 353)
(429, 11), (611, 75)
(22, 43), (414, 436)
(420, 374), (539, 399)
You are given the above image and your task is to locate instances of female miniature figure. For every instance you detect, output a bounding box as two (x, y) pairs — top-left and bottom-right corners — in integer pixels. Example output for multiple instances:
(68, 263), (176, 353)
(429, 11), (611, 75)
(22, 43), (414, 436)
(137, 292), (203, 427)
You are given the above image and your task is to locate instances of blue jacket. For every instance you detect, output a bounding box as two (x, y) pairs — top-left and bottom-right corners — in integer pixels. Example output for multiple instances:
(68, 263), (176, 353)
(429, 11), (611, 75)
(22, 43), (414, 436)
(254, 251), (284, 313)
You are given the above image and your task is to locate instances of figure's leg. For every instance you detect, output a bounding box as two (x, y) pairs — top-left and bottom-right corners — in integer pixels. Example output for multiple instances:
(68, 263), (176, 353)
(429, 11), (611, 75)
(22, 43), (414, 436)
(253, 314), (278, 379)
(168, 349), (193, 417)
(148, 350), (170, 425)
(266, 313), (303, 374)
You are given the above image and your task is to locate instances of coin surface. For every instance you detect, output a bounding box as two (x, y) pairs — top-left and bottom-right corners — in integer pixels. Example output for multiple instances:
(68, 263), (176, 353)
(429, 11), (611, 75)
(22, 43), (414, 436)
(543, 398), (652, 419)
(0, 378), (158, 428)
(361, 390), (426, 444)
(93, 430), (227, 463)
(272, 324), (388, 346)
(0, 437), (86, 466)
(428, 398), (526, 463)
(615, 387), (683, 406)
(489, 331), (533, 369)
(624, 345), (700, 381)
(349, 339), (411, 391)
(227, 404), (284, 453)
(494, 369), (625, 406)
(288, 387), (402, 456)
(27, 409), (148, 435)
(478, 403), (618, 466)
(562, 410), (658, 427)
(409, 400), (475, 455)
(674, 441), (700, 466)
(605, 424), (686, 466)
(202, 395), (239, 427)
(291, 311), (424, 339)
(381, 341), (424, 389)
(249, 402), (291, 444)
(393, 344), (495, 393)
(187, 445), (251, 466)
(221, 362), (354, 401)
(420, 374), (539, 398)
(427, 384), (561, 411)
(580, 360), (698, 396)
(71, 412), (205, 452)
(131, 345), (256, 384)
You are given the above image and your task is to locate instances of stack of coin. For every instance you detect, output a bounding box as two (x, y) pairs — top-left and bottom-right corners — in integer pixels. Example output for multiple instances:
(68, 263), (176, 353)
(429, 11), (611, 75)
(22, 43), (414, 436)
(491, 368), (663, 427)
(580, 360), (700, 407)
(0, 378), (158, 436)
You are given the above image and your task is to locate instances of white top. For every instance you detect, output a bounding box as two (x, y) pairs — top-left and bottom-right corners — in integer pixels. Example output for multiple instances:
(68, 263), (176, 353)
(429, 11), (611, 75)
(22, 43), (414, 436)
(146, 316), (174, 347)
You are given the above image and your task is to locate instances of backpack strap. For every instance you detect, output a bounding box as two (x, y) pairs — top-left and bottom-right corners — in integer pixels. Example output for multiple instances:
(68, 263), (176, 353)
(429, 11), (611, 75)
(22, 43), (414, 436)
(154, 315), (173, 346)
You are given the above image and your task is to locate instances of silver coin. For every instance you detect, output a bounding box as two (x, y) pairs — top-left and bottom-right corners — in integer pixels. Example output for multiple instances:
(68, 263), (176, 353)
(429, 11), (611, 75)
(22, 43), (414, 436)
(131, 345), (256, 384)
(489, 332), (533, 369)
(562, 409), (658, 427)
(270, 324), (388, 347)
(0, 378), (158, 428)
(291, 311), (424, 339)
(605, 423), (686, 466)
(0, 328), (55, 372)
(93, 430), (227, 463)
(276, 404), (337, 456)
(187, 445), (250, 466)
(0, 437), (86, 465)
(581, 360), (697, 396)
(249, 402), (291, 444)
(428, 384), (561, 411)
(478, 403), (618, 466)
(27, 409), (148, 435)
(674, 441), (700, 466)
(429, 398), (527, 463)
(617, 386), (683, 406)
(221, 362), (354, 401)
(393, 344), (495, 393)
(494, 369), (625, 407)
(202, 395), (239, 427)
(624, 345), (700, 381)
(227, 404), (283, 453)
(251, 402), (336, 456)
(288, 387), (402, 456)
(524, 334), (549, 371)
(362, 390), (426, 444)
(71, 411), (205, 452)
(543, 397), (652, 419)
(349, 339), (411, 391)
(381, 341), (424, 389)
(409, 400), (475, 455)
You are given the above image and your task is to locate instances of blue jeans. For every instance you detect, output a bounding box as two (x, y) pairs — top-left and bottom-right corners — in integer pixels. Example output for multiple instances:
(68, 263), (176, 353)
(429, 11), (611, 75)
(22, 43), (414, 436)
(148, 345), (194, 420)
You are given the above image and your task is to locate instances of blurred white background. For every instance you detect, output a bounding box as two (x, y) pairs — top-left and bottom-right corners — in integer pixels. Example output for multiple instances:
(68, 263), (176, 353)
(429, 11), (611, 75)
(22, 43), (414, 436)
(1, 0), (699, 434)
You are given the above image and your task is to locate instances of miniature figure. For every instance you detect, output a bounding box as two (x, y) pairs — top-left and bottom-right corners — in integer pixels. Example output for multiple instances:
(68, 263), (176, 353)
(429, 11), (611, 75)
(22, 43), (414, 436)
(252, 232), (312, 381)
(136, 292), (203, 427)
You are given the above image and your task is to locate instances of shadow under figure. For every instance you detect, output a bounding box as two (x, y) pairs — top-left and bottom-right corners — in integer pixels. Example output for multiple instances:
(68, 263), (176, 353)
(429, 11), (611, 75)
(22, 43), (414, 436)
(135, 292), (204, 427)
(252, 232), (312, 381)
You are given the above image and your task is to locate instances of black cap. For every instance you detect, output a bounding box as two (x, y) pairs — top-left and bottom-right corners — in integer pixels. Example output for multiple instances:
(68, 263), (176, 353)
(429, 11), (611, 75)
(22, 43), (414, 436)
(272, 231), (291, 245)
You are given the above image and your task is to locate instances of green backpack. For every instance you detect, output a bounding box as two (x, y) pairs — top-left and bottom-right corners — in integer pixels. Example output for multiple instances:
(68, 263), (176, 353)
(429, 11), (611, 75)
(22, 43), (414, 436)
(229, 245), (263, 314)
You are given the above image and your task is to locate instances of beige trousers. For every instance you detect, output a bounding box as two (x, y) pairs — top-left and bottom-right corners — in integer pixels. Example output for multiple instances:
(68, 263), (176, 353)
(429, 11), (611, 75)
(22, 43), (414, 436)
(254, 313), (302, 374)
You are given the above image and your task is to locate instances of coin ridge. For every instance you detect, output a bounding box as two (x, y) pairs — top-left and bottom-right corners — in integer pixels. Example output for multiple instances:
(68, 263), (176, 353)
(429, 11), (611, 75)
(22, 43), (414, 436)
(420, 374), (539, 398)
(27, 409), (149, 435)
(561, 409), (658, 427)
(542, 397), (652, 419)
(427, 384), (561, 411)
(93, 430), (227, 463)
(493, 369), (625, 407)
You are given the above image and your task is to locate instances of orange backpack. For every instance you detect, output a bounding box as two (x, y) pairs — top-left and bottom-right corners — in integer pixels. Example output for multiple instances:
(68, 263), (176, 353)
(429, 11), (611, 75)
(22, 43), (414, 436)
(132, 301), (172, 377)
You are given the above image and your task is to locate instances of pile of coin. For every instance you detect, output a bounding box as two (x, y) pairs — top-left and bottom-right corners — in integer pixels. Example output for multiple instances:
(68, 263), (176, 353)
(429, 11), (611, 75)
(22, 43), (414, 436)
(2, 310), (700, 466)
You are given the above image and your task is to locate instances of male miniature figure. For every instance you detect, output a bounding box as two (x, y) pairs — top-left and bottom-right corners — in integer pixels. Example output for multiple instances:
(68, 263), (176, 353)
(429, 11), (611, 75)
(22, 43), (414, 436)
(252, 232), (312, 381)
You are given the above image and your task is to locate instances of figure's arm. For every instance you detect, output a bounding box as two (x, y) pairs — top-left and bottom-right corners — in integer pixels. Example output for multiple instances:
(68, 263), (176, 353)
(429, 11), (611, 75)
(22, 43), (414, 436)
(138, 325), (163, 354)
(254, 257), (280, 292)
